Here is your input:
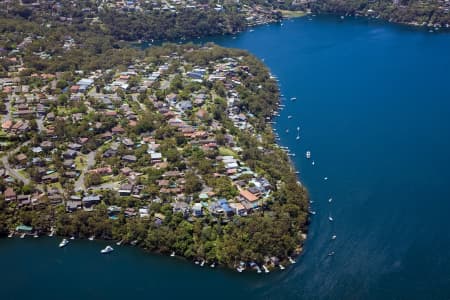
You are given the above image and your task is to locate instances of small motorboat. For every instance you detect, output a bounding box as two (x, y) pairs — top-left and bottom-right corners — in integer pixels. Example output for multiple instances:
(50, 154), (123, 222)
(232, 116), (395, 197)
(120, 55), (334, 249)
(312, 161), (315, 166)
(262, 265), (270, 273)
(279, 264), (285, 270)
(101, 245), (114, 254)
(20, 233), (26, 239)
(309, 210), (316, 215)
(8, 232), (14, 238)
(70, 236), (75, 240)
(328, 198), (333, 203)
(288, 115), (292, 119)
(290, 97), (297, 101)
(88, 235), (95, 241)
(200, 260), (205, 267)
(116, 240), (123, 246)
(329, 215), (334, 222)
(59, 239), (69, 248)
(33, 233), (39, 238)
(324, 177), (328, 181)
(328, 251), (335, 256)
(331, 235), (337, 240)
(210, 263), (216, 268)
(288, 257), (296, 264)
(131, 240), (138, 246)
(306, 151), (311, 159)
(170, 251), (175, 257)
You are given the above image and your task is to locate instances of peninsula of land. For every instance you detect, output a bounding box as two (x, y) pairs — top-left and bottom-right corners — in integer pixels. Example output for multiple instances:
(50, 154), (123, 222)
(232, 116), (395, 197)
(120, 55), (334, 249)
(0, 3), (309, 271)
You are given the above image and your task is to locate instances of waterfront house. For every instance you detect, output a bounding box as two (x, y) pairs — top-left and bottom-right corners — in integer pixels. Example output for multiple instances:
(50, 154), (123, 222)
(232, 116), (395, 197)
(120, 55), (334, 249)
(4, 187), (17, 202)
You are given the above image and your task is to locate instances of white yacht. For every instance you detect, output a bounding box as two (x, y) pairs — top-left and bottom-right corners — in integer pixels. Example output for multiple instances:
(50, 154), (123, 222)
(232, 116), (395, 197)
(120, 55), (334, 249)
(331, 235), (337, 240)
(101, 245), (114, 254)
(59, 239), (69, 248)
(306, 151), (311, 159)
(329, 215), (334, 222)
(290, 97), (297, 101)
(236, 261), (246, 273)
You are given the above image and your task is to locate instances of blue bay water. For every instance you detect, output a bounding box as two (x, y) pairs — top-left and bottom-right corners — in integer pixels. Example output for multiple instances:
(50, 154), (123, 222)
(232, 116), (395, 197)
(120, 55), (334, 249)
(2, 16), (450, 299)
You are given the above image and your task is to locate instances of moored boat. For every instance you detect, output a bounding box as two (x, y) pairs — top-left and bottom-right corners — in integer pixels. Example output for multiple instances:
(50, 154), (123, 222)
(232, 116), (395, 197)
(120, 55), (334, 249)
(59, 239), (69, 248)
(101, 245), (114, 254)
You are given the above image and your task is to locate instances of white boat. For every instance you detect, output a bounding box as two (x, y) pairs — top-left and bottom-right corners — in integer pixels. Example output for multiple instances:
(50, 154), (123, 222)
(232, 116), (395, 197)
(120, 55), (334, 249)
(309, 210), (316, 215)
(290, 97), (297, 101)
(288, 257), (296, 264)
(279, 264), (285, 270)
(331, 235), (337, 240)
(328, 198), (333, 203)
(296, 134), (300, 140)
(285, 129), (289, 133)
(20, 233), (26, 239)
(311, 161), (315, 166)
(33, 233), (39, 238)
(200, 260), (205, 267)
(256, 266), (262, 273)
(329, 215), (334, 222)
(306, 151), (311, 159)
(116, 240), (123, 246)
(210, 263), (216, 268)
(8, 232), (14, 238)
(70, 236), (75, 240)
(324, 177), (328, 181)
(236, 261), (246, 273)
(288, 115), (292, 119)
(170, 251), (175, 257)
(59, 239), (69, 248)
(341, 16), (344, 19)
(328, 251), (335, 256)
(101, 245), (114, 254)
(88, 235), (95, 241)
(262, 265), (270, 273)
